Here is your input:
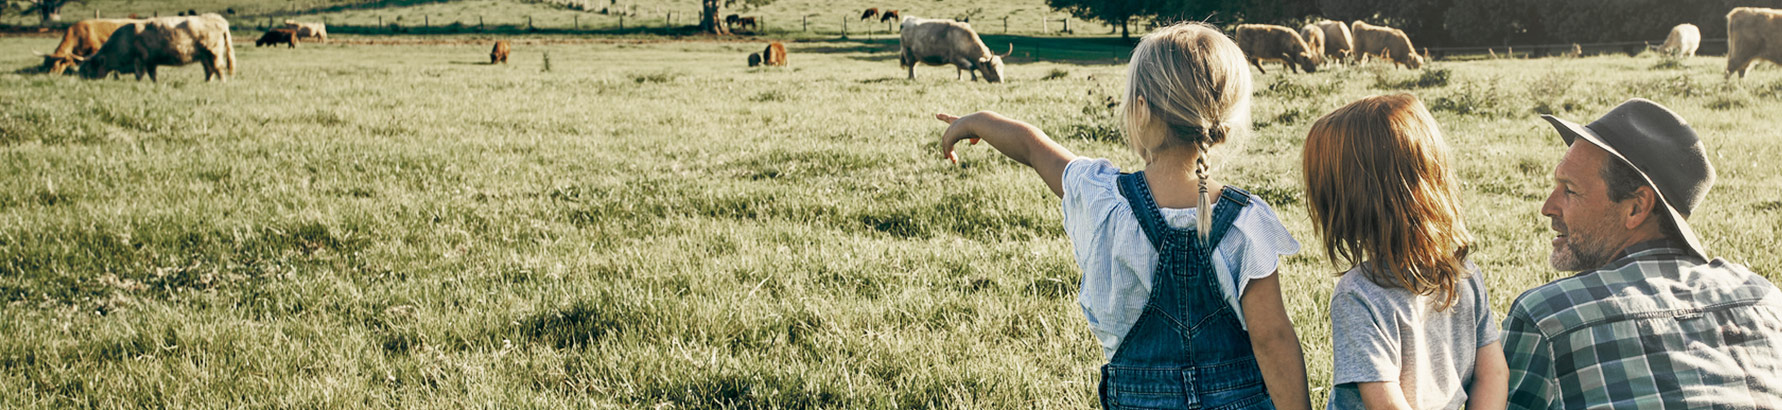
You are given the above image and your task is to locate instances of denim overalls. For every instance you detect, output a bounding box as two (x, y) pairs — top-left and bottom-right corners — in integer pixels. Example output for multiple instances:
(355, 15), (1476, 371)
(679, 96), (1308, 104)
(1100, 172), (1274, 410)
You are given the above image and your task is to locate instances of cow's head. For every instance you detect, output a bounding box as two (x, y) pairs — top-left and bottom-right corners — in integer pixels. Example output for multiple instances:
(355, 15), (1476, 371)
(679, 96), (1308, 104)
(35, 51), (83, 75)
(1294, 51), (1318, 73)
(1405, 53), (1425, 69)
(77, 54), (109, 79)
(980, 44), (1013, 83)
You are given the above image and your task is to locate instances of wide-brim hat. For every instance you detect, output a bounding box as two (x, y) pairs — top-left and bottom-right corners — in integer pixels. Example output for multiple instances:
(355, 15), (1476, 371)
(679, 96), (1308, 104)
(1541, 98), (1715, 259)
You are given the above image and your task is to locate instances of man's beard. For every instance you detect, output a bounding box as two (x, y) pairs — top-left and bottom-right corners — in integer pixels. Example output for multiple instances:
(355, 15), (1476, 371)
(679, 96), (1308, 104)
(1549, 219), (1619, 272)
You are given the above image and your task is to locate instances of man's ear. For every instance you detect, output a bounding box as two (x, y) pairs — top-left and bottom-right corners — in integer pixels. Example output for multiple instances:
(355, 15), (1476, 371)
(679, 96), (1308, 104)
(1624, 185), (1659, 229)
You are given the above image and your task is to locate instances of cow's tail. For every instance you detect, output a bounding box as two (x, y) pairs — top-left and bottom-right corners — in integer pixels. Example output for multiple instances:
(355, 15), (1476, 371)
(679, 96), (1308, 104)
(224, 29), (237, 76)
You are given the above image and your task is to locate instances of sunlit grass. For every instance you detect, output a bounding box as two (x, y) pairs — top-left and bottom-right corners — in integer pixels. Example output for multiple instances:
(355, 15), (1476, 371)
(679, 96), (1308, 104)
(0, 35), (1779, 408)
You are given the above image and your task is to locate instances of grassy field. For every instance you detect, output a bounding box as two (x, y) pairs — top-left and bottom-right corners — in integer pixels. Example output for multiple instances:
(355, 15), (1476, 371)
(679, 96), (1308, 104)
(5, 0), (1117, 38)
(1, 32), (1780, 408)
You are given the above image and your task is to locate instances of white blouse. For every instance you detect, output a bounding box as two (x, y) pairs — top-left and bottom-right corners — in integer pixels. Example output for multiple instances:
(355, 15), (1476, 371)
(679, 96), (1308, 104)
(1061, 158), (1302, 360)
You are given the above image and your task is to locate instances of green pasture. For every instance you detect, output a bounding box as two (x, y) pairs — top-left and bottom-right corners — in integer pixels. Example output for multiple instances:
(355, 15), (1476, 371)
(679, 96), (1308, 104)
(0, 33), (1779, 408)
(6, 0), (1117, 38)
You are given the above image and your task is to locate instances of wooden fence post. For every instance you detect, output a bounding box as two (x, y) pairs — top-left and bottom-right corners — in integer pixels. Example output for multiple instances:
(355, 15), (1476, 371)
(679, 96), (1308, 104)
(842, 16), (847, 39)
(424, 15), (428, 29)
(802, 15), (807, 32)
(479, 16), (484, 30)
(1042, 15), (1047, 33)
(1003, 16), (1008, 33)
(1063, 18), (1069, 34)
(618, 14), (623, 30)
(528, 15), (534, 31)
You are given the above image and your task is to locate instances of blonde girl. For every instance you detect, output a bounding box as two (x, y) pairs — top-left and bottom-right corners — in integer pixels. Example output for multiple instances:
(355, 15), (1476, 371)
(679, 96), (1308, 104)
(936, 23), (1310, 410)
(1301, 94), (1507, 409)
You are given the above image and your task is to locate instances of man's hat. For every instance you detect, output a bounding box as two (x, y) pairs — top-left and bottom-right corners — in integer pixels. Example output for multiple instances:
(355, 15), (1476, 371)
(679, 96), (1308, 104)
(1541, 98), (1716, 259)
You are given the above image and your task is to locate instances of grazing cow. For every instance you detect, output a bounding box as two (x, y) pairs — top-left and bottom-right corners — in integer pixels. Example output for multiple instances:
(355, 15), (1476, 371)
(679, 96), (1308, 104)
(491, 40), (510, 64)
(79, 14), (236, 82)
(861, 8), (879, 22)
(748, 52), (762, 67)
(34, 18), (140, 75)
(255, 28), (297, 48)
(737, 17), (758, 31)
(1314, 20), (1353, 65)
(1655, 23), (1701, 57)
(881, 10), (900, 24)
(1352, 21), (1423, 69)
(1300, 24), (1326, 66)
(283, 20), (327, 43)
(1235, 24), (1318, 74)
(763, 42), (787, 66)
(899, 17), (1011, 83)
(1728, 7), (1782, 78)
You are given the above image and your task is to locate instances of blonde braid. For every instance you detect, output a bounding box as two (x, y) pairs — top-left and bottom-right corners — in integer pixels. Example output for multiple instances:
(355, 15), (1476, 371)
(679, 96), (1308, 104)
(1195, 137), (1213, 243)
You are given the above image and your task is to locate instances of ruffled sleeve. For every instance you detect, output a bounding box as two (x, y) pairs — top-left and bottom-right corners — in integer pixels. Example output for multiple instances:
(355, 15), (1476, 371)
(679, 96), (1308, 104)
(1212, 193), (1301, 328)
(1060, 158), (1154, 358)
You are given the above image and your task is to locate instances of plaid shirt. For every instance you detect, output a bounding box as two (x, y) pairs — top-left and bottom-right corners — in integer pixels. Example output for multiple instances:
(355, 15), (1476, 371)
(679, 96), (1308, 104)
(1502, 241), (1782, 409)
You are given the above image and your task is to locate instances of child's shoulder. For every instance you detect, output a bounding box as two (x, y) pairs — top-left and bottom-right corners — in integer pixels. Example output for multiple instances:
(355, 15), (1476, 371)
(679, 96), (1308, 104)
(1063, 157), (1122, 187)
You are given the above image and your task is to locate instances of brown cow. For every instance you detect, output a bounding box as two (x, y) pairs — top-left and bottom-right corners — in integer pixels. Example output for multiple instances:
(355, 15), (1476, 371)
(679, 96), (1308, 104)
(1352, 21), (1423, 69)
(80, 14), (236, 82)
(491, 40), (510, 64)
(1315, 20), (1355, 64)
(1727, 7), (1782, 78)
(861, 8), (880, 22)
(1236, 24), (1318, 74)
(737, 17), (758, 31)
(763, 42), (787, 66)
(881, 10), (900, 24)
(255, 28), (297, 48)
(35, 18), (141, 75)
(1300, 24), (1326, 66)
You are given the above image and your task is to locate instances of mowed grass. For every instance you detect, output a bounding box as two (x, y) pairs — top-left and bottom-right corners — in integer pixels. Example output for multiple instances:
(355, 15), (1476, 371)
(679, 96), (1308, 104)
(1, 35), (1780, 408)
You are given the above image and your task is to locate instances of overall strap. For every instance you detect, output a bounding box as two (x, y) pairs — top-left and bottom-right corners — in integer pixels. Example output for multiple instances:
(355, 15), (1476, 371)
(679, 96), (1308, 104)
(1203, 186), (1252, 247)
(1116, 172), (1175, 253)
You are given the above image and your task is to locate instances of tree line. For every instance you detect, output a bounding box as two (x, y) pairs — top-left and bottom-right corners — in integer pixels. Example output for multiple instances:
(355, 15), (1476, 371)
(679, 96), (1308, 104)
(1054, 0), (1782, 46)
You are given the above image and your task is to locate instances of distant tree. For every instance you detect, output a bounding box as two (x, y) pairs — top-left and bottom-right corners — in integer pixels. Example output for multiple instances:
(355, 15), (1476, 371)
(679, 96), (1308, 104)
(8, 0), (79, 24)
(1145, 0), (1318, 28)
(700, 0), (775, 35)
(1442, 0), (1541, 46)
(1049, 0), (1145, 41)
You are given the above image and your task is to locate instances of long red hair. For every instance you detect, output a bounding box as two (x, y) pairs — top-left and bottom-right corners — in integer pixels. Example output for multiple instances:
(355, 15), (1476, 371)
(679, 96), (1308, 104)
(1303, 94), (1474, 310)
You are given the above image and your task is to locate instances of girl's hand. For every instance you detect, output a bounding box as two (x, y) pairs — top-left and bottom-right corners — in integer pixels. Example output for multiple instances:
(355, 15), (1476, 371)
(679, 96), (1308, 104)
(936, 112), (983, 164)
(931, 110), (1077, 197)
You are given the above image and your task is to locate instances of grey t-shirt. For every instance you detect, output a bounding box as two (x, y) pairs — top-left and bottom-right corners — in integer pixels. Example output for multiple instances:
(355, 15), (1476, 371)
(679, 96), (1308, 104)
(1326, 262), (1498, 410)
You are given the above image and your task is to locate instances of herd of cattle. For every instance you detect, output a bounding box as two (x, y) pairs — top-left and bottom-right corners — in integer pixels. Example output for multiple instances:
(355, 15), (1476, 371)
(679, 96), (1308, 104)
(23, 7), (1782, 83)
(34, 14), (327, 81)
(865, 7), (1782, 83)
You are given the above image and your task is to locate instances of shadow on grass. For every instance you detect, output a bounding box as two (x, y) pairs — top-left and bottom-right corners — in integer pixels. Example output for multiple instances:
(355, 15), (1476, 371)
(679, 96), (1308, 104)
(814, 35), (1134, 65)
(248, 0), (461, 18)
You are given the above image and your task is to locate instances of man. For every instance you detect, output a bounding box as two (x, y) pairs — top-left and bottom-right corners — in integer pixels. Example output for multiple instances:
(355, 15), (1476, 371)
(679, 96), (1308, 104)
(1503, 98), (1782, 408)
